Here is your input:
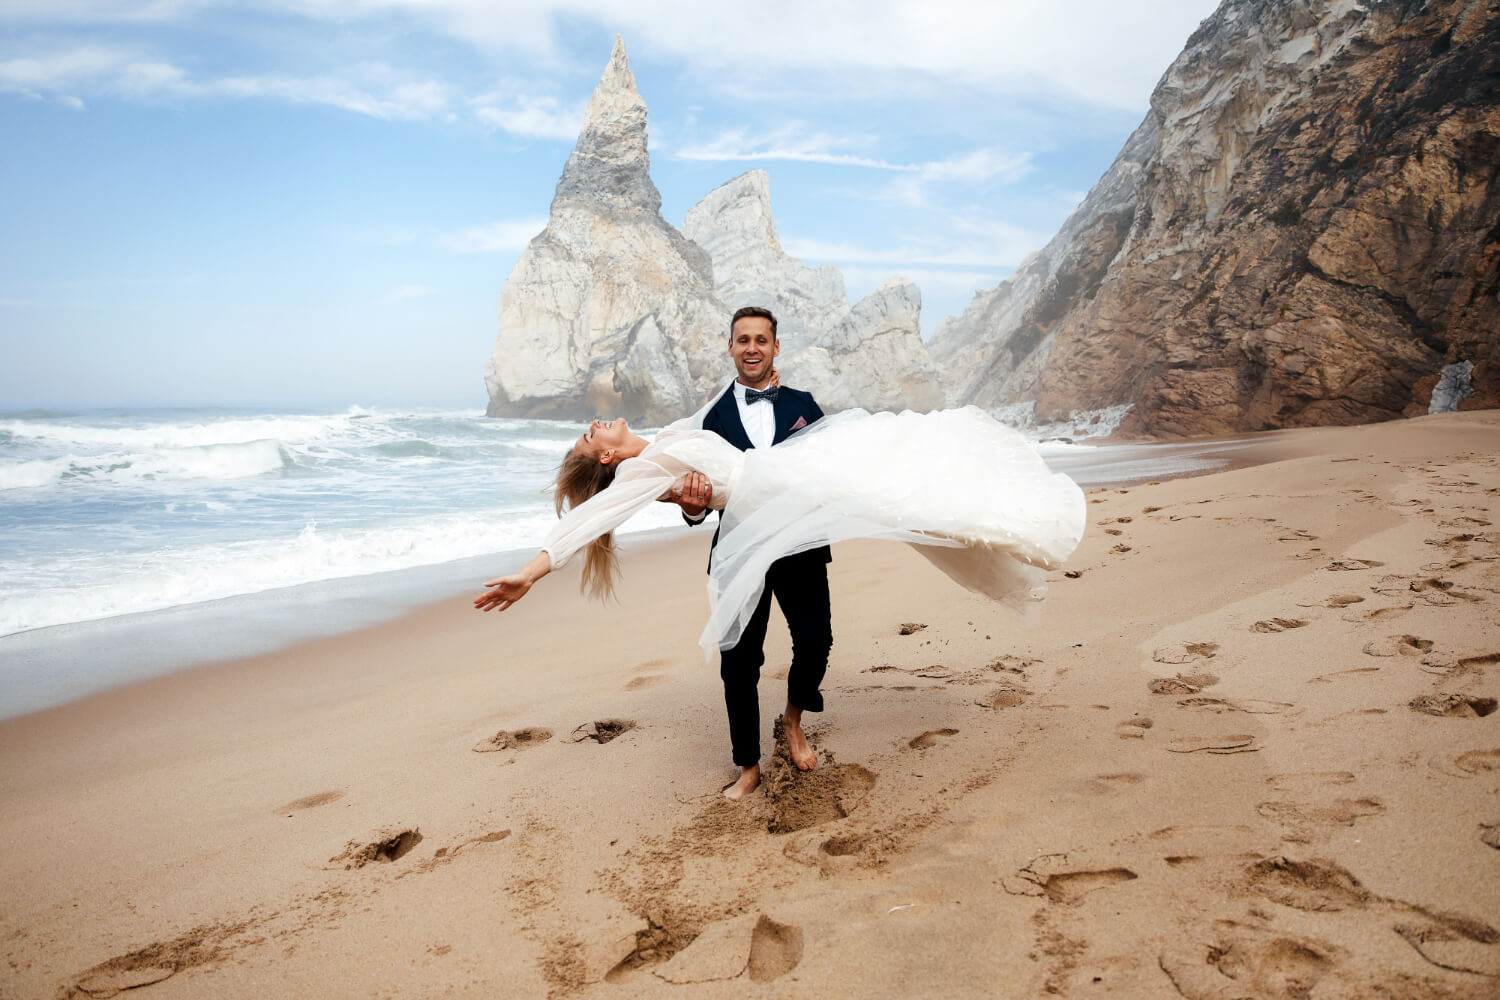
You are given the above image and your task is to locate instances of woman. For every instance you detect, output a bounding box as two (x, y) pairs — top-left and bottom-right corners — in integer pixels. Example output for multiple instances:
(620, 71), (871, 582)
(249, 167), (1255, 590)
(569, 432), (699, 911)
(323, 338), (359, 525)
(473, 395), (1087, 658)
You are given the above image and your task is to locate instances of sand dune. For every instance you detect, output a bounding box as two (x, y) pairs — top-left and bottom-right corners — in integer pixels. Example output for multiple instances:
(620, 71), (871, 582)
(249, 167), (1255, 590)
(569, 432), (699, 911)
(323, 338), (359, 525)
(2, 411), (1497, 999)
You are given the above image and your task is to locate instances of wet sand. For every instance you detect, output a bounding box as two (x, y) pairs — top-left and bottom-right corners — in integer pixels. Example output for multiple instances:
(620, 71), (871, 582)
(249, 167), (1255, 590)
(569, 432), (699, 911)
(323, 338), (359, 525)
(3, 410), (1498, 998)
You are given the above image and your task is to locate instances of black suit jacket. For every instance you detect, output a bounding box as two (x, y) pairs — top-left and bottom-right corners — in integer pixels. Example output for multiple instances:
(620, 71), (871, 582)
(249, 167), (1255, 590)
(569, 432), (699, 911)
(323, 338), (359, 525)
(692, 383), (833, 566)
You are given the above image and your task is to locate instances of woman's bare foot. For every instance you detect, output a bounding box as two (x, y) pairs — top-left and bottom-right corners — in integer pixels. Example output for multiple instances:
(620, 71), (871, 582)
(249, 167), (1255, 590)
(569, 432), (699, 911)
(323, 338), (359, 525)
(723, 764), (760, 800)
(783, 706), (817, 771)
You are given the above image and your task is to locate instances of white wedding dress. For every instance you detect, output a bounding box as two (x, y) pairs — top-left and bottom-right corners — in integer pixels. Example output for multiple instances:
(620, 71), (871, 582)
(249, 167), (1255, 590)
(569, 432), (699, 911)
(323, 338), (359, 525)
(541, 399), (1087, 658)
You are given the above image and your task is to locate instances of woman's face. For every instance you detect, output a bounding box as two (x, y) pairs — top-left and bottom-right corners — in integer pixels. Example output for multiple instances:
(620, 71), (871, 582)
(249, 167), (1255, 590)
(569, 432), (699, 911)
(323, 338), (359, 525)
(577, 417), (629, 463)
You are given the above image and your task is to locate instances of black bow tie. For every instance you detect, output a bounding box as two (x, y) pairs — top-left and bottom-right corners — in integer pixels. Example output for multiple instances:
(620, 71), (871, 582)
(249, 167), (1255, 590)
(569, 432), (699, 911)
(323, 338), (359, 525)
(744, 385), (779, 405)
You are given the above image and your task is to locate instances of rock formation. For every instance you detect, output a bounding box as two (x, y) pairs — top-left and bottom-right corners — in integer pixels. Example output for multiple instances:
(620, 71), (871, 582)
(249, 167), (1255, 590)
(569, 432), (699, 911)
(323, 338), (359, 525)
(938, 0), (1499, 437)
(681, 170), (848, 346)
(682, 171), (943, 411)
(483, 37), (724, 423)
(485, 50), (942, 423)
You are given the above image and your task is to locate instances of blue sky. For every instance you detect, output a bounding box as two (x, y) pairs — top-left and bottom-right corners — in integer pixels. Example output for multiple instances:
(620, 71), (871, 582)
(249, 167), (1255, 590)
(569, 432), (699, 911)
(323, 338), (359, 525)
(1, 1), (1219, 410)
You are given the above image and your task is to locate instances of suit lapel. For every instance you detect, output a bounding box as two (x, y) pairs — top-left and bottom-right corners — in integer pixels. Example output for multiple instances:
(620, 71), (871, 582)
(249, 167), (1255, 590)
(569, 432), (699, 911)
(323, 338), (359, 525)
(711, 386), (754, 451)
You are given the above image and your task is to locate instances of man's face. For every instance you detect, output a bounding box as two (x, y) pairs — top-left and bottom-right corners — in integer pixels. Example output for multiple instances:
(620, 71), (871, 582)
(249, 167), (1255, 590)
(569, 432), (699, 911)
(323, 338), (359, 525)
(729, 316), (779, 388)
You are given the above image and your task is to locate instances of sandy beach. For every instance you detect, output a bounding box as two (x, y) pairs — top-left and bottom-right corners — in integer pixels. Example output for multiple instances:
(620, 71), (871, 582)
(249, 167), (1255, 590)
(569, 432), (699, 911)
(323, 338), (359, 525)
(3, 411), (1498, 999)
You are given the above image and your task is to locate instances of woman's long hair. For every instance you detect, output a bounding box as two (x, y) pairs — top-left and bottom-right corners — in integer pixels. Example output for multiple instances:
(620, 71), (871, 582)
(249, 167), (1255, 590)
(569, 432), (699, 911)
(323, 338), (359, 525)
(554, 448), (620, 600)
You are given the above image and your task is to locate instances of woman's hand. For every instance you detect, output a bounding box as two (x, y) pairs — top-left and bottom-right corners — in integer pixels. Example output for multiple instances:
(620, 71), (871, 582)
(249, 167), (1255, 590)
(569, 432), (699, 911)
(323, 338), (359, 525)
(474, 574), (532, 612)
(473, 550), (551, 613)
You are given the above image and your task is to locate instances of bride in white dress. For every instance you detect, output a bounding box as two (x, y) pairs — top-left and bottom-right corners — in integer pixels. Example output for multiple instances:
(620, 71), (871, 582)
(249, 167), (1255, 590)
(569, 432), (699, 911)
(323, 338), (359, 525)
(474, 389), (1088, 658)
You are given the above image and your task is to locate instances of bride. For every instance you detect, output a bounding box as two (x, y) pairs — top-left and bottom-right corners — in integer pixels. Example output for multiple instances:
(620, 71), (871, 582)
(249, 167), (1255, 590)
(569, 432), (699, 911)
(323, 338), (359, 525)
(473, 393), (1087, 659)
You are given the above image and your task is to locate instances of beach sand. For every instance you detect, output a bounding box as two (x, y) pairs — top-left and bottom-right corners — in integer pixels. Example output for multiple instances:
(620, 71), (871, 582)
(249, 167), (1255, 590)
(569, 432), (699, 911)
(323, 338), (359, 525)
(3, 411), (1498, 999)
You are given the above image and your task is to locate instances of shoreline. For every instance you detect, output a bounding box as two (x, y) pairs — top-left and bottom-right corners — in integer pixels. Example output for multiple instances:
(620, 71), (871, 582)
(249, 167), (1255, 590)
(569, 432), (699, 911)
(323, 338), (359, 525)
(2, 410), (1497, 997)
(1, 429), (1282, 721)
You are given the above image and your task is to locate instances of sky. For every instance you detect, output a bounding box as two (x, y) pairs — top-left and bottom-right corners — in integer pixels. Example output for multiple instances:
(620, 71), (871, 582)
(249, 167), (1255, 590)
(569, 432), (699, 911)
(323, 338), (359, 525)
(0, 0), (1221, 410)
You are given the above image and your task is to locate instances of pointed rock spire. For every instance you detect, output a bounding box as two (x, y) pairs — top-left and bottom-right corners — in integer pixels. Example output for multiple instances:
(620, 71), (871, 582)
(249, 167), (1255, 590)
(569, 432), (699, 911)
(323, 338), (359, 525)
(553, 35), (661, 219)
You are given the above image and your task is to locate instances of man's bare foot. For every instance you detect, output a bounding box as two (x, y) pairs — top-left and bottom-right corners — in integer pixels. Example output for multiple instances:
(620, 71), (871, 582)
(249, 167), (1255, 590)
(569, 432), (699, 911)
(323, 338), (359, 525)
(783, 706), (817, 771)
(723, 764), (760, 800)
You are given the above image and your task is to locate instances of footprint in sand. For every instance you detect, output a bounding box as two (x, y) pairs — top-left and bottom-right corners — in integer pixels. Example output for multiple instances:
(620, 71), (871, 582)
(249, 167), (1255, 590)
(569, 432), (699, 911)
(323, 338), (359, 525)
(1152, 642), (1219, 665)
(1361, 634), (1433, 657)
(1252, 617), (1308, 633)
(1148, 673), (1219, 695)
(1256, 799), (1386, 842)
(648, 913), (805, 985)
(1082, 773), (1145, 795)
(1117, 717), (1153, 739)
(1159, 933), (1335, 1000)
(277, 789), (344, 814)
(625, 674), (665, 691)
(905, 728), (958, 750)
(1166, 734), (1262, 754)
(1002, 855), (1138, 904)
(1346, 604), (1412, 623)
(980, 685), (1030, 709)
(1408, 694), (1498, 718)
(567, 719), (638, 743)
(472, 726), (553, 753)
(1482, 823), (1500, 851)
(1394, 913), (1500, 977)
(328, 827), (423, 869)
(1320, 594), (1365, 608)
(64, 924), (240, 1000)
(1326, 558), (1384, 571)
(747, 915), (805, 982)
(1427, 748), (1500, 779)
(1244, 855), (1371, 911)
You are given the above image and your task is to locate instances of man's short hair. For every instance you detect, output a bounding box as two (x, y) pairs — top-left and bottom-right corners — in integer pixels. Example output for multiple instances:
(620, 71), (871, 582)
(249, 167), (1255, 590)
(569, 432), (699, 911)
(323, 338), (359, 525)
(730, 305), (777, 340)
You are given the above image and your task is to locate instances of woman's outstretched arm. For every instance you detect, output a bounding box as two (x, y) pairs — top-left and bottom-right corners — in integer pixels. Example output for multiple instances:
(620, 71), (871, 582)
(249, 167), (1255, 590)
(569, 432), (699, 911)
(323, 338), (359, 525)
(473, 550), (552, 612)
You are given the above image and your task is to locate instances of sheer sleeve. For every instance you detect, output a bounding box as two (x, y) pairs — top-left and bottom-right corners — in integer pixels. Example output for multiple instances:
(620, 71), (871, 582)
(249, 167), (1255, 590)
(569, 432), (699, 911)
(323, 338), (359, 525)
(540, 456), (677, 568)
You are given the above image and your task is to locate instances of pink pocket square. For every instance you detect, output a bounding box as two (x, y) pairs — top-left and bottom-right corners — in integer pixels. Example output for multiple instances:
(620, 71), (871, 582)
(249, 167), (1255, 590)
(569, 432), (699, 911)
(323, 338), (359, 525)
(789, 416), (807, 431)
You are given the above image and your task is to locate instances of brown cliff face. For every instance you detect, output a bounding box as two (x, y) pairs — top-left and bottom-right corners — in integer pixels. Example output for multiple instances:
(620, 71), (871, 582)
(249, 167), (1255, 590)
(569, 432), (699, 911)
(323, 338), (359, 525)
(978, 0), (1500, 438)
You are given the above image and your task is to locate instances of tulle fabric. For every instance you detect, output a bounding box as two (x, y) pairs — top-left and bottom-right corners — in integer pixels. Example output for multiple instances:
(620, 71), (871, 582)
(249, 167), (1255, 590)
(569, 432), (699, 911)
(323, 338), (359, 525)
(537, 394), (1086, 661)
(699, 407), (1087, 657)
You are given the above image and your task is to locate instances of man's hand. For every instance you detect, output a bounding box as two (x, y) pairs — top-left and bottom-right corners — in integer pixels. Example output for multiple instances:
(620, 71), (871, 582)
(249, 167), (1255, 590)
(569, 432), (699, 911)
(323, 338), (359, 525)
(665, 471), (713, 517)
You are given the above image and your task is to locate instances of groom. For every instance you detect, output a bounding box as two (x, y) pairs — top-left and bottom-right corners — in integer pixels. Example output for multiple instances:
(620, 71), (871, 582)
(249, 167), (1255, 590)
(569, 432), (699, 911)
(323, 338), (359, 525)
(675, 306), (833, 801)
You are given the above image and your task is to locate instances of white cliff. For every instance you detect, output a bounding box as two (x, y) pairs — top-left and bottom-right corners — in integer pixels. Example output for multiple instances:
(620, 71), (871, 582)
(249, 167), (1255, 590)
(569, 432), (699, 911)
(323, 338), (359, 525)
(483, 37), (724, 423)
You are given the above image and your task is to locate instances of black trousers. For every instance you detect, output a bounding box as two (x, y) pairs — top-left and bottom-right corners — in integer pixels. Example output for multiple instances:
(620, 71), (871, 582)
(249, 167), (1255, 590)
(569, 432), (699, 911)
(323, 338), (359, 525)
(719, 548), (833, 767)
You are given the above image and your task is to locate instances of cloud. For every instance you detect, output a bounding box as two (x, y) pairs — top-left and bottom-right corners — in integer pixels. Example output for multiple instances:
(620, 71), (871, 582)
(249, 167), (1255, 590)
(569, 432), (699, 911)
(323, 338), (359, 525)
(471, 93), (581, 140)
(1, 2), (1217, 114)
(0, 44), (570, 133)
(674, 126), (903, 170)
(676, 129), (1036, 198)
(440, 218), (548, 253)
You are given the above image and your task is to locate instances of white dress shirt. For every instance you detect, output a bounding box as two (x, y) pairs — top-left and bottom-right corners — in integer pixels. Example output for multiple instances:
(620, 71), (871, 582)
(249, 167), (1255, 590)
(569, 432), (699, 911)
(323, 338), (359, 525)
(733, 380), (776, 450)
(683, 380), (775, 525)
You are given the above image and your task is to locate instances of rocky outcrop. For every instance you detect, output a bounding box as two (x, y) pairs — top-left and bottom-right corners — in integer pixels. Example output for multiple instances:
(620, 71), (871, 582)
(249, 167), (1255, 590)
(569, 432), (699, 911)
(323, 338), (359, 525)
(942, 0), (1499, 437)
(682, 171), (942, 411)
(786, 278), (945, 412)
(483, 37), (725, 423)
(486, 61), (943, 424)
(681, 171), (849, 345)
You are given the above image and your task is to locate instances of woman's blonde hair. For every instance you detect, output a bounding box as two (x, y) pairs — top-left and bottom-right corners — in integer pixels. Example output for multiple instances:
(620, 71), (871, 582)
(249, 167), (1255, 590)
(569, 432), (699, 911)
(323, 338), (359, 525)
(554, 446), (620, 600)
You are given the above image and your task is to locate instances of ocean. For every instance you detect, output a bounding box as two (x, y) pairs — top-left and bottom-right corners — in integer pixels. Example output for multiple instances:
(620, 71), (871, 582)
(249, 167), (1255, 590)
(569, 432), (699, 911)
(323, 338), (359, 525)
(0, 403), (1257, 717)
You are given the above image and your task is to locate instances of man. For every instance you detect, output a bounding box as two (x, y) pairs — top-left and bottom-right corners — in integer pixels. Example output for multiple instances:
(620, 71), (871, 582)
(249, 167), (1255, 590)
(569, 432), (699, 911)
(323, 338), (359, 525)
(673, 306), (833, 801)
